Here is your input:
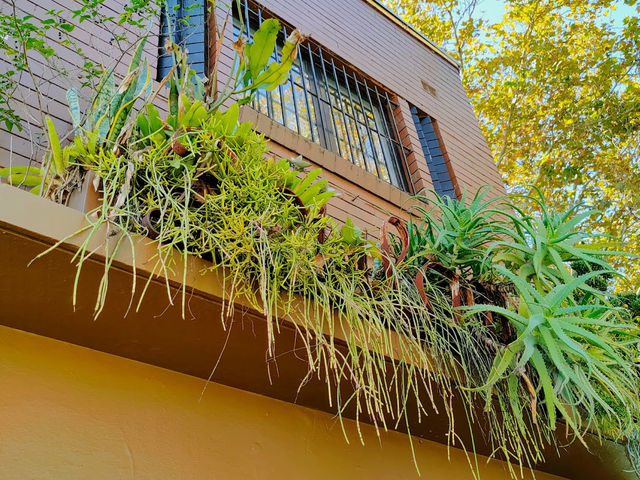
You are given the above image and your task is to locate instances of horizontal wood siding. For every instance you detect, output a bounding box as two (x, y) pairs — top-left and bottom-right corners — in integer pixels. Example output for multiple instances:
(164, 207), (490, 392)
(3, 0), (503, 234)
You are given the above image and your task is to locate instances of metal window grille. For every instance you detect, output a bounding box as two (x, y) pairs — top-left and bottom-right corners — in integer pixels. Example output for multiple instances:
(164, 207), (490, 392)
(233, 0), (411, 191)
(410, 106), (456, 199)
(158, 0), (207, 80)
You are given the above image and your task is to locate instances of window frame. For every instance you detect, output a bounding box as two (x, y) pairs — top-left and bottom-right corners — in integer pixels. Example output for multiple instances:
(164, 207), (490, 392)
(410, 105), (457, 199)
(158, 0), (208, 79)
(233, 0), (412, 192)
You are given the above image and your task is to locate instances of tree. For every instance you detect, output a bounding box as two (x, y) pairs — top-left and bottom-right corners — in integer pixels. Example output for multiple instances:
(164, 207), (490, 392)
(385, 0), (640, 289)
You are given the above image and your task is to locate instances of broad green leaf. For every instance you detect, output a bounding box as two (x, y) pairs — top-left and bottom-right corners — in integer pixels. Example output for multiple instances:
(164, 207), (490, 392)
(7, 173), (42, 186)
(221, 103), (239, 135)
(294, 167), (322, 195)
(0, 165), (42, 176)
(245, 18), (280, 78)
(45, 116), (64, 175)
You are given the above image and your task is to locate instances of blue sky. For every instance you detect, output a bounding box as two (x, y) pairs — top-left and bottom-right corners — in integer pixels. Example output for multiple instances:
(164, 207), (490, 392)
(475, 0), (637, 28)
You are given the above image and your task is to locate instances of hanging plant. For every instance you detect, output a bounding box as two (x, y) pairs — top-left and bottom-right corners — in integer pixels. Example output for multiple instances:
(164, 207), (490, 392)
(13, 9), (640, 480)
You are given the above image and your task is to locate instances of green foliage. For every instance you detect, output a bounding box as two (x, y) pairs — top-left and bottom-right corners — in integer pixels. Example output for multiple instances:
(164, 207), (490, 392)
(0, 0), (159, 132)
(1, 116), (75, 197)
(402, 191), (640, 474)
(385, 0), (640, 290)
(614, 293), (640, 320)
(244, 18), (280, 78)
(492, 189), (627, 293)
(0, 165), (44, 193)
(269, 156), (336, 217)
(571, 258), (614, 293)
(17, 5), (640, 480)
(221, 16), (307, 108)
(37, 71), (478, 480)
(0, 10), (54, 131)
(408, 187), (503, 279)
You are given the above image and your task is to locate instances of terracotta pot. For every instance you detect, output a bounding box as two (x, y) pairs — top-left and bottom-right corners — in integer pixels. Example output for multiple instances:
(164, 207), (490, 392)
(141, 208), (162, 240)
(170, 127), (198, 157)
(380, 215), (409, 278)
(67, 170), (101, 213)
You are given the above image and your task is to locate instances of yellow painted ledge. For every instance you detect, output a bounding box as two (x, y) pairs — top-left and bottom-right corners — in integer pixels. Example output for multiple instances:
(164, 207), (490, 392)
(0, 324), (562, 480)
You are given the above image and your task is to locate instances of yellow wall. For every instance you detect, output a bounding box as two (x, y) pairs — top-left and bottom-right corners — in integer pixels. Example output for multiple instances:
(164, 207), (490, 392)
(0, 325), (564, 480)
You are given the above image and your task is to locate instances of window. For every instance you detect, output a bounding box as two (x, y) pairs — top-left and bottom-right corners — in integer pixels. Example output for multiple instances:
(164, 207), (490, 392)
(233, 1), (410, 191)
(410, 106), (456, 199)
(158, 0), (207, 80)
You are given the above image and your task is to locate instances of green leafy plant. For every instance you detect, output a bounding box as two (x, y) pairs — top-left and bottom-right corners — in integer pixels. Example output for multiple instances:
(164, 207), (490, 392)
(212, 13), (307, 110)
(14, 7), (640, 480)
(466, 267), (639, 436)
(390, 189), (640, 475)
(408, 187), (504, 279)
(491, 189), (627, 294)
(1, 116), (77, 198)
(0, 165), (44, 192)
(0, 0), (160, 133)
(269, 156), (335, 218)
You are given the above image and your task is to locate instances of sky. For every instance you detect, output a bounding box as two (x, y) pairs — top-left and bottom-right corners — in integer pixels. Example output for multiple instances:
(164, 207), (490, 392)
(475, 0), (637, 28)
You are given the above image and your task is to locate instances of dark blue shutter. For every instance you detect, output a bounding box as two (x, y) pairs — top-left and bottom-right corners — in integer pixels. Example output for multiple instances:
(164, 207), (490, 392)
(410, 106), (456, 199)
(157, 0), (207, 80)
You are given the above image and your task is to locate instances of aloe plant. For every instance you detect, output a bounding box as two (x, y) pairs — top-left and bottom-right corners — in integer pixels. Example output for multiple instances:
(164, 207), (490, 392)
(490, 189), (628, 294)
(409, 187), (505, 280)
(465, 266), (640, 438)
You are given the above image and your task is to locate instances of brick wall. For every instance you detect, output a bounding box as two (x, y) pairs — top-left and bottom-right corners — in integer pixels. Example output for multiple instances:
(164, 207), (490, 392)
(2, 0), (504, 235)
(212, 0), (503, 231)
(214, 0), (504, 198)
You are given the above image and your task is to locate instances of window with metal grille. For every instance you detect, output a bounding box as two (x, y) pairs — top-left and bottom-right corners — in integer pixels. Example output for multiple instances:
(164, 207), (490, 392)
(157, 0), (207, 80)
(410, 106), (456, 199)
(233, 1), (410, 191)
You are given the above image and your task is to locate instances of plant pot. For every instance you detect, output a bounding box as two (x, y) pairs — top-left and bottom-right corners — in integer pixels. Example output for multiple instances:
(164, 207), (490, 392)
(281, 186), (309, 218)
(141, 208), (162, 240)
(67, 170), (101, 213)
(380, 215), (409, 277)
(170, 127), (198, 157)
